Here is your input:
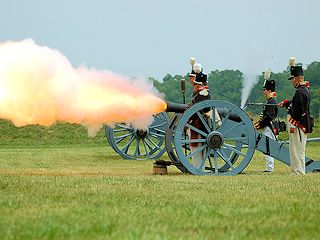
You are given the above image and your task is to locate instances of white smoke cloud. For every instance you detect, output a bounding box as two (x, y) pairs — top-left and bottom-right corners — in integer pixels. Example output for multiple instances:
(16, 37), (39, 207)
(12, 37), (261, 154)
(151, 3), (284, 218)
(240, 74), (259, 108)
(240, 46), (262, 108)
(0, 39), (166, 136)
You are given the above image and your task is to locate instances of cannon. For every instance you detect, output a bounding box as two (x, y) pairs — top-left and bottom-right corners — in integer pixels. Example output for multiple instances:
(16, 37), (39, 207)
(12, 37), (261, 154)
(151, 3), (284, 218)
(104, 101), (186, 160)
(106, 99), (320, 175)
(105, 112), (169, 160)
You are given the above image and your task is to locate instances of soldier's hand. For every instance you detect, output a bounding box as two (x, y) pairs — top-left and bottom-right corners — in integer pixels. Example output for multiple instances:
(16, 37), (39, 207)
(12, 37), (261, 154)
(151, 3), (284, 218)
(254, 121), (261, 129)
(289, 127), (296, 133)
(278, 99), (289, 108)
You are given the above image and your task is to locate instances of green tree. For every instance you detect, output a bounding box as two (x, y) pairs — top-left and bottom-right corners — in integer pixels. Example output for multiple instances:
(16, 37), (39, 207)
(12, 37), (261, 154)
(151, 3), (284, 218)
(208, 69), (243, 105)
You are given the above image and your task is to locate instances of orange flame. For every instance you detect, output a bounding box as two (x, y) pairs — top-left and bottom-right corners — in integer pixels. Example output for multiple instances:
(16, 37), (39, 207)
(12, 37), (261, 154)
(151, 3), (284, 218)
(0, 39), (166, 136)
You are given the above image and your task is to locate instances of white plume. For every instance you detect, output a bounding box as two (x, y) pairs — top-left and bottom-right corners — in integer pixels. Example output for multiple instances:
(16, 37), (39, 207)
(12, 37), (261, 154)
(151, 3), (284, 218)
(288, 57), (296, 67)
(190, 57), (196, 67)
(263, 68), (271, 80)
(193, 63), (202, 73)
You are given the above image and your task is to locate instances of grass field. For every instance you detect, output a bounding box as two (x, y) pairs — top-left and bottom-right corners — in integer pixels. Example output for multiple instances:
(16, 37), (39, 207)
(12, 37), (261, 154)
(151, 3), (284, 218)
(1, 120), (320, 239)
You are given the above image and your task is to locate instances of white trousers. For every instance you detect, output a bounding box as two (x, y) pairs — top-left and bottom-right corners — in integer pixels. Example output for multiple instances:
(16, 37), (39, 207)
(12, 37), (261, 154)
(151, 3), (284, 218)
(261, 126), (275, 171)
(288, 126), (307, 175)
(188, 110), (220, 171)
(190, 145), (205, 170)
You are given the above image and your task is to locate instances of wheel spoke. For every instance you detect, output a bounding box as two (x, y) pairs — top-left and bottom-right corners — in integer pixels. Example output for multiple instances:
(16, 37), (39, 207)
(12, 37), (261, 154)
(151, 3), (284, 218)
(217, 149), (234, 171)
(213, 151), (218, 174)
(150, 132), (165, 138)
(150, 122), (167, 129)
(204, 148), (212, 160)
(121, 135), (135, 154)
(143, 138), (155, 152)
(186, 144), (207, 160)
(221, 109), (232, 125)
(181, 139), (206, 144)
(146, 135), (160, 149)
(224, 143), (246, 156)
(212, 107), (216, 131)
(115, 132), (133, 144)
(196, 111), (211, 133)
(221, 122), (243, 135)
(142, 139), (150, 158)
(224, 136), (248, 143)
(185, 123), (208, 137)
(206, 152), (214, 172)
(199, 147), (211, 170)
(115, 124), (132, 130)
(133, 139), (140, 158)
(152, 128), (166, 134)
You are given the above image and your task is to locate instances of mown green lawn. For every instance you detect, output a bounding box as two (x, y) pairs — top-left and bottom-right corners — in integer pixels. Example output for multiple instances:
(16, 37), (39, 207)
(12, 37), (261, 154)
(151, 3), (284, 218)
(0, 120), (320, 239)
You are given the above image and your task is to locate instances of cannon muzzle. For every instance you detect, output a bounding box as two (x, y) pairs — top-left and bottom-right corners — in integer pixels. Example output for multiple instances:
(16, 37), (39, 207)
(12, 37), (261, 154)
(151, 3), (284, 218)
(165, 101), (188, 113)
(217, 108), (242, 122)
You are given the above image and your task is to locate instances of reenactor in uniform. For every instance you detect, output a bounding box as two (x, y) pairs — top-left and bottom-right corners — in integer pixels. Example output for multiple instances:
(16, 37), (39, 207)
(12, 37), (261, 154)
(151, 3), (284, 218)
(188, 57), (211, 169)
(254, 69), (278, 172)
(278, 57), (312, 175)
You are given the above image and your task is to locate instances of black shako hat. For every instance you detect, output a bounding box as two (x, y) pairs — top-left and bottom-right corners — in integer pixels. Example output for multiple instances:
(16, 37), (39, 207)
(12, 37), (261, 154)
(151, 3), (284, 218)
(288, 65), (303, 80)
(261, 79), (276, 92)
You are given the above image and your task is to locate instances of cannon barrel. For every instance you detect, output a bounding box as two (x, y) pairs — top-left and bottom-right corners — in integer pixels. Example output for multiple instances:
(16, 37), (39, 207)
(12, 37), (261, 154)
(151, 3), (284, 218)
(217, 108), (242, 122)
(166, 101), (242, 122)
(165, 101), (188, 113)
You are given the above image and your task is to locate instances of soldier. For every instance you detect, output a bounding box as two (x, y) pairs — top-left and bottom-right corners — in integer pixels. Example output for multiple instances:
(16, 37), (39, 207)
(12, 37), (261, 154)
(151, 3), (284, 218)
(278, 57), (312, 175)
(254, 69), (278, 172)
(188, 58), (211, 169)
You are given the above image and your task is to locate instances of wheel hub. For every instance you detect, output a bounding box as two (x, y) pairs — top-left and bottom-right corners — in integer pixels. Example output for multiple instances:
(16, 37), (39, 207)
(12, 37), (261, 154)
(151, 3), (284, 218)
(134, 128), (149, 139)
(206, 131), (224, 149)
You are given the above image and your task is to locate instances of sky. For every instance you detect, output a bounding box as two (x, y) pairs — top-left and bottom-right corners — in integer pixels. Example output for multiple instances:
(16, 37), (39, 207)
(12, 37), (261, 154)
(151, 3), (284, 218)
(1, 0), (320, 80)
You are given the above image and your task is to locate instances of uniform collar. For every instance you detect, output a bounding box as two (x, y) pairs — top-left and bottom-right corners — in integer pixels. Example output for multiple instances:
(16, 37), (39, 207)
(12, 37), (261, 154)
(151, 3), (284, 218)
(265, 91), (276, 100)
(295, 81), (309, 89)
(193, 85), (209, 92)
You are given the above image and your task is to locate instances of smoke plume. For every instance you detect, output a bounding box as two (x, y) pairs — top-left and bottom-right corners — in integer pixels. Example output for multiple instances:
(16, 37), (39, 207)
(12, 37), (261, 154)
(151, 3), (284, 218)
(240, 74), (259, 108)
(0, 39), (166, 136)
(240, 46), (262, 108)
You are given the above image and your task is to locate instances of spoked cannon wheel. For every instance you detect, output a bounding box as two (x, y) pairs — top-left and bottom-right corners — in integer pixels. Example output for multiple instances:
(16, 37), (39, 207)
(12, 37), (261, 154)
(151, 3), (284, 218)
(165, 113), (244, 173)
(173, 100), (256, 175)
(105, 112), (169, 160)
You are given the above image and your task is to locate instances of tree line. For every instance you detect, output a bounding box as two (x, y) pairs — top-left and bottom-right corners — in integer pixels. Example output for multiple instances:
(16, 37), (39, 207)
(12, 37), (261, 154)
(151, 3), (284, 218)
(151, 61), (320, 118)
